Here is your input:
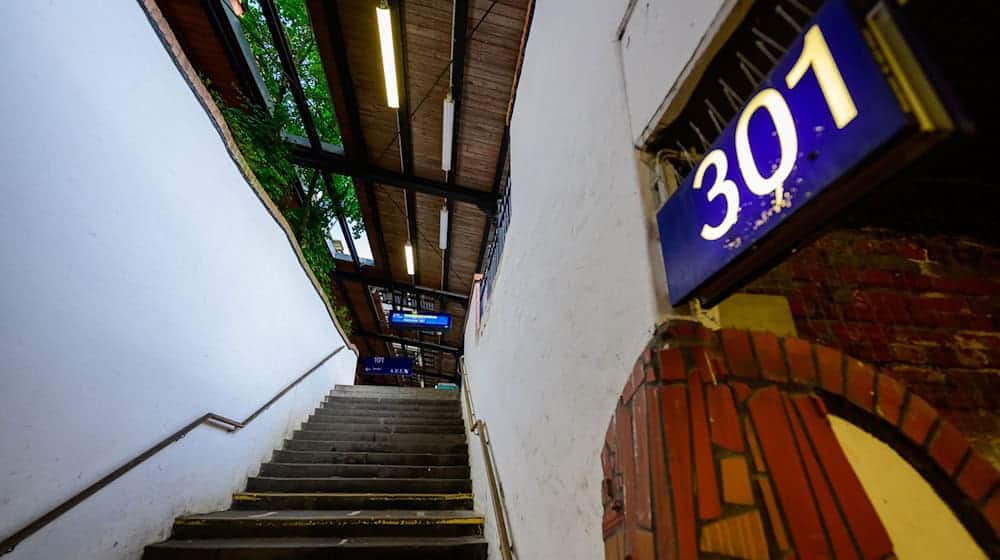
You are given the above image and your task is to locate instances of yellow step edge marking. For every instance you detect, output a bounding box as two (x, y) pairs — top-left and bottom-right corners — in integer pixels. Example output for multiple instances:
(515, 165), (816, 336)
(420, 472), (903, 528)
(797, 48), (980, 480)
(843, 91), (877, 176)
(176, 517), (484, 527)
(232, 492), (473, 501)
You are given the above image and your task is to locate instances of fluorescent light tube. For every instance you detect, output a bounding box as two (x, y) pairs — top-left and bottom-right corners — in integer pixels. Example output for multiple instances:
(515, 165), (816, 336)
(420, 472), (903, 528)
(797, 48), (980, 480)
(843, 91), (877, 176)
(404, 241), (415, 275)
(442, 94), (455, 171)
(439, 205), (449, 250)
(376, 4), (400, 109)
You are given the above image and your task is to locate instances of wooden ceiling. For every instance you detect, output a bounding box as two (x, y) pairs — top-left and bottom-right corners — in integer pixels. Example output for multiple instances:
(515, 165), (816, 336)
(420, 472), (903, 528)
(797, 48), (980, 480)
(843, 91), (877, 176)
(157, 0), (533, 383)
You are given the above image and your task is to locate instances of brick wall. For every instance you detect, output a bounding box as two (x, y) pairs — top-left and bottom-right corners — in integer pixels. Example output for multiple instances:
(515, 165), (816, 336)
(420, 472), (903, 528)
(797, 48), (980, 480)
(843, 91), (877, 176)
(602, 323), (1000, 559)
(743, 227), (1000, 467)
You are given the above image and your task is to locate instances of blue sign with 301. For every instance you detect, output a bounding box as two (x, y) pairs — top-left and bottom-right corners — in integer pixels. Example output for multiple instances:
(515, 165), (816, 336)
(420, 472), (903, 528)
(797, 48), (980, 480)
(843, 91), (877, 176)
(658, 0), (912, 305)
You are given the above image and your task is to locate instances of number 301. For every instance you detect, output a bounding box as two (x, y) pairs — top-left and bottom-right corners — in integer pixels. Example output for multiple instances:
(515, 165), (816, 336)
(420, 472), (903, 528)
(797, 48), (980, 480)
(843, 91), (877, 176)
(696, 24), (859, 241)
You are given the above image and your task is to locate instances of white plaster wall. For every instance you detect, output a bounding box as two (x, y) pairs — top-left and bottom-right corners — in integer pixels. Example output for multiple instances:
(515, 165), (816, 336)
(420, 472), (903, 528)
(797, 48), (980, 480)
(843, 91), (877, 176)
(0, 2), (356, 558)
(459, 0), (708, 557)
(619, 0), (731, 145)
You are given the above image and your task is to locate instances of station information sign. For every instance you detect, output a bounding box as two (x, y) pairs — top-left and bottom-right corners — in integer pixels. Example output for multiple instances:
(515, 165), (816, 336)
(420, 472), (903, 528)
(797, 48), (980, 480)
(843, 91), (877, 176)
(657, 0), (952, 305)
(388, 311), (452, 331)
(362, 356), (414, 376)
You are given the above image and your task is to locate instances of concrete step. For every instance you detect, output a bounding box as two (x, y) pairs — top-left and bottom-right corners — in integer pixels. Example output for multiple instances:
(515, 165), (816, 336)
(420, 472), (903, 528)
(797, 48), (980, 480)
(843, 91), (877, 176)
(273, 449), (468, 466)
(292, 430), (466, 444)
(246, 477), (472, 494)
(231, 492), (475, 511)
(259, 462), (470, 479)
(334, 385), (460, 400)
(325, 395), (460, 408)
(308, 412), (465, 425)
(312, 406), (463, 419)
(145, 536), (487, 560)
(283, 439), (468, 455)
(301, 420), (464, 434)
(170, 510), (483, 539)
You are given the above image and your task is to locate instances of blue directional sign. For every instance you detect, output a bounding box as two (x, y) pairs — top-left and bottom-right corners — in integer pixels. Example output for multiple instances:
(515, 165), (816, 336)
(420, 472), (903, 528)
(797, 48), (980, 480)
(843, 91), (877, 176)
(362, 356), (413, 376)
(658, 0), (921, 305)
(388, 311), (452, 331)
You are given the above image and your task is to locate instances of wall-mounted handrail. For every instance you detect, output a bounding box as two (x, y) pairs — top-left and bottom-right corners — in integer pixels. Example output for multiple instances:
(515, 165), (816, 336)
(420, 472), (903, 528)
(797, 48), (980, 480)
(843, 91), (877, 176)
(459, 357), (515, 560)
(0, 346), (345, 556)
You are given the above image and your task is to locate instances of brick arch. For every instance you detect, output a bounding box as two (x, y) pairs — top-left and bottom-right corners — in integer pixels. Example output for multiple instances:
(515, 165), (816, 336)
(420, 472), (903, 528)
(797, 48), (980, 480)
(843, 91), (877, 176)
(601, 321), (1000, 560)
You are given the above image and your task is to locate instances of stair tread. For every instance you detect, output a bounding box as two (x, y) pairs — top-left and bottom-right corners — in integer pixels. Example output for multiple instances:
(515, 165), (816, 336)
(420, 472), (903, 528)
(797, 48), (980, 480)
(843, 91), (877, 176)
(150, 536), (487, 549)
(179, 509), (483, 522)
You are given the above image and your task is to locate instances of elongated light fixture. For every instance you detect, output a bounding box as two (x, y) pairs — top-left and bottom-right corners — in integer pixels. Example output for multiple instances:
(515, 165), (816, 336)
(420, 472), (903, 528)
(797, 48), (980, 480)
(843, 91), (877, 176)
(404, 241), (415, 275)
(439, 204), (449, 250)
(441, 93), (455, 171)
(376, 2), (400, 109)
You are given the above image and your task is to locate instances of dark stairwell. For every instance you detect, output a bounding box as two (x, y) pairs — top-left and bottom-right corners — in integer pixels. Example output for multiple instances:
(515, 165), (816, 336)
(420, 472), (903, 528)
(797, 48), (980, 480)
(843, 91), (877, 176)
(144, 385), (485, 559)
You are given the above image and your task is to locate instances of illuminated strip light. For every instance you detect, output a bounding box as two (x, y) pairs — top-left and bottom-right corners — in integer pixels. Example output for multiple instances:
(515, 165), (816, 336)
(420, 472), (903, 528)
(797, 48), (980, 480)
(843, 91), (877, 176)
(376, 3), (400, 109)
(442, 94), (455, 171)
(404, 241), (415, 275)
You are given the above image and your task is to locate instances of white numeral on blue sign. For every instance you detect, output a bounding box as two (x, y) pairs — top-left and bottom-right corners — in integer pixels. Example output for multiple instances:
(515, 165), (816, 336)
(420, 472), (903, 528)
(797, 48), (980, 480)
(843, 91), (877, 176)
(696, 24), (858, 242)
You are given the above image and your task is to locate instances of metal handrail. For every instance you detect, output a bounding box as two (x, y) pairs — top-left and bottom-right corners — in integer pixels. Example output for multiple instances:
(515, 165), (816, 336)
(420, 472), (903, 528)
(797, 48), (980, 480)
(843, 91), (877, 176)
(459, 357), (515, 560)
(0, 345), (345, 556)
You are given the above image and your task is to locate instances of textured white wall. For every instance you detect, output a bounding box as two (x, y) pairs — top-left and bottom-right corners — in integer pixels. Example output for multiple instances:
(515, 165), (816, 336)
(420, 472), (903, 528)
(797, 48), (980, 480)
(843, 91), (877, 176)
(459, 0), (702, 557)
(0, 2), (356, 558)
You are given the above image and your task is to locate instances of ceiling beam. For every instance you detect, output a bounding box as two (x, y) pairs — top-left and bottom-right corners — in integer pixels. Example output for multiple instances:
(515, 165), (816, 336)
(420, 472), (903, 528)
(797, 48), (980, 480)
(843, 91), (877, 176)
(442, 0), (469, 291)
(360, 332), (461, 355)
(201, 0), (268, 108)
(288, 143), (497, 212)
(259, 0), (322, 148)
(313, 0), (395, 283)
(476, 126), (509, 272)
(335, 269), (469, 303)
(390, 0), (420, 285)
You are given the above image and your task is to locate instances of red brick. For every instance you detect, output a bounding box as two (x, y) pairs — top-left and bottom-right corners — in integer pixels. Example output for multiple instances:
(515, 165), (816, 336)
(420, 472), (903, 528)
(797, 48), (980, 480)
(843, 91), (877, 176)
(616, 402), (637, 537)
(688, 372), (721, 520)
(793, 395), (893, 560)
(645, 365), (656, 383)
(661, 385), (697, 560)
(659, 348), (686, 381)
(671, 322), (697, 338)
(707, 385), (743, 452)
(759, 477), (791, 552)
(752, 331), (788, 382)
(845, 359), (876, 412)
(901, 394), (938, 446)
(733, 382), (753, 404)
(721, 329), (758, 379)
(982, 490), (1000, 535)
(957, 453), (1000, 503)
(625, 360), (644, 403)
(720, 456), (754, 505)
(748, 387), (829, 558)
(928, 421), (971, 475)
(645, 386), (677, 560)
(783, 395), (858, 560)
(746, 417), (767, 473)
(875, 374), (904, 426)
(816, 345), (845, 395)
(784, 338), (817, 386)
(631, 386), (652, 529)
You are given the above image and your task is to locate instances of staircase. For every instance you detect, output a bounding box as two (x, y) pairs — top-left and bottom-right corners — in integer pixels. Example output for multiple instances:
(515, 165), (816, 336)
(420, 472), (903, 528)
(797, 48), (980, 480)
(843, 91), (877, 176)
(145, 384), (486, 559)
